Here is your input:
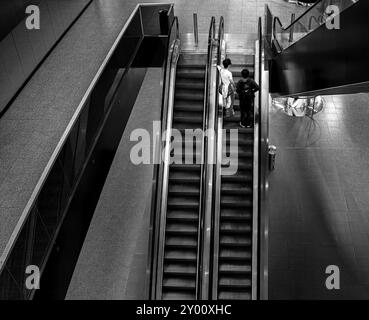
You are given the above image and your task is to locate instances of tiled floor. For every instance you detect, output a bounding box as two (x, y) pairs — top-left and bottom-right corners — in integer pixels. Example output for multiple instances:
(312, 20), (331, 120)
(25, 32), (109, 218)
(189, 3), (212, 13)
(268, 93), (369, 299)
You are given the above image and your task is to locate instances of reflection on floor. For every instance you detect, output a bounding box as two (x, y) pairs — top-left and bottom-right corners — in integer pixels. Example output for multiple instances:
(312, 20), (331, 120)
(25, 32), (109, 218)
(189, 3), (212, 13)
(268, 93), (369, 299)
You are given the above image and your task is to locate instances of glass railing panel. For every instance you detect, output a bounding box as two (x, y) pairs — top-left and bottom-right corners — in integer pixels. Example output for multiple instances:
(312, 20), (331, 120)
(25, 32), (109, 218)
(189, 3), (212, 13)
(0, 267), (24, 300)
(0, 215), (33, 299)
(274, 0), (358, 51)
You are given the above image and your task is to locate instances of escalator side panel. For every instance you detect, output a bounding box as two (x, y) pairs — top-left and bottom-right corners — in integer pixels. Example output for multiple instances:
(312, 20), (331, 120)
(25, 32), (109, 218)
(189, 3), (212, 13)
(161, 55), (207, 300)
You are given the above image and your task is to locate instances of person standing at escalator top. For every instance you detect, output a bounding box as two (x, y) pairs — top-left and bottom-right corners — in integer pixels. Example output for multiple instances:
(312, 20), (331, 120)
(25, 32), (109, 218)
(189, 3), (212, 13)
(217, 58), (235, 117)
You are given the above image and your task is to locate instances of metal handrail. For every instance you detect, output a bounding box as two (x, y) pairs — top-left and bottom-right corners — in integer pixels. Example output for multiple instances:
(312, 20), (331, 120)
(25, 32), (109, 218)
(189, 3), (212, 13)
(148, 15), (180, 299)
(272, 0), (323, 50)
(211, 15), (225, 300)
(252, 16), (262, 300)
(258, 12), (271, 300)
(308, 13), (325, 29)
(272, 0), (358, 52)
(197, 16), (217, 300)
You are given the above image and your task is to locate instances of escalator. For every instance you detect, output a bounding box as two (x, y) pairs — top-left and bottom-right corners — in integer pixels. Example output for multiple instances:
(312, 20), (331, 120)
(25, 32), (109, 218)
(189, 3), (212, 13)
(150, 15), (264, 301)
(213, 54), (256, 300)
(270, 0), (369, 96)
(161, 54), (207, 300)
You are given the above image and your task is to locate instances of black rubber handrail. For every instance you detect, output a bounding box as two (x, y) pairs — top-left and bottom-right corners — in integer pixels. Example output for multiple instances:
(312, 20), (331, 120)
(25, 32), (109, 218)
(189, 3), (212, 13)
(196, 15), (217, 299)
(210, 14), (225, 299)
(255, 15), (263, 300)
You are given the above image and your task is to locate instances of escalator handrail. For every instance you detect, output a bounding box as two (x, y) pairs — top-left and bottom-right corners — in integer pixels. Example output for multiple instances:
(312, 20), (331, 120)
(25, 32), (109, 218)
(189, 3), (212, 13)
(252, 16), (263, 301)
(159, 17), (179, 127)
(197, 15), (217, 300)
(210, 15), (226, 300)
(148, 15), (180, 300)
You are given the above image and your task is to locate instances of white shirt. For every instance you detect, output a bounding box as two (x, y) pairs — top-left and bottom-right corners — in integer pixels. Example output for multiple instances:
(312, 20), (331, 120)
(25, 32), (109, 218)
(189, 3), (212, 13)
(217, 66), (233, 95)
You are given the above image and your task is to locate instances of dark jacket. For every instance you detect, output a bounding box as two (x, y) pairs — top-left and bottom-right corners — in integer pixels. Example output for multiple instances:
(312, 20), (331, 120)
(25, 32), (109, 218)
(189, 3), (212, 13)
(236, 78), (260, 100)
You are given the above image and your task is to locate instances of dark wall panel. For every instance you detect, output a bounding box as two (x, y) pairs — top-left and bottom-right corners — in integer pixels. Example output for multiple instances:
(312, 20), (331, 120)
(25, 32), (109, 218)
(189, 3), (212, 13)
(0, 0), (39, 41)
(271, 0), (369, 96)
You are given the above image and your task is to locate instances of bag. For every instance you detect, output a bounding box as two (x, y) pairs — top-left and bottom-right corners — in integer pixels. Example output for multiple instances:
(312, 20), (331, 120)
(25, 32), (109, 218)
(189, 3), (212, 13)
(228, 83), (235, 96)
(218, 83), (223, 95)
(219, 83), (234, 97)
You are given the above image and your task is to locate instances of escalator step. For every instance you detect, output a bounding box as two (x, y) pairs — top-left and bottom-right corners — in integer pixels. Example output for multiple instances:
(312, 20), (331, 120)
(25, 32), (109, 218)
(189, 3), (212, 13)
(219, 277), (252, 287)
(221, 196), (253, 207)
(167, 201), (199, 209)
(176, 79), (205, 91)
(168, 184), (200, 196)
(166, 235), (197, 248)
(165, 242), (197, 250)
(162, 277), (196, 290)
(174, 101), (204, 112)
(222, 162), (253, 170)
(169, 170), (200, 180)
(219, 248), (252, 260)
(177, 63), (206, 69)
(221, 184), (252, 195)
(176, 69), (205, 79)
(219, 263), (252, 274)
(171, 122), (203, 130)
(223, 144), (253, 154)
(164, 263), (197, 275)
(168, 195), (200, 209)
(166, 222), (198, 234)
(170, 164), (201, 171)
(220, 235), (252, 247)
(173, 115), (203, 124)
(221, 173), (253, 182)
(225, 137), (253, 146)
(162, 292), (195, 300)
(220, 222), (252, 233)
(220, 208), (252, 220)
(170, 143), (203, 154)
(218, 291), (252, 300)
(165, 248), (197, 261)
(224, 127), (253, 134)
(223, 150), (253, 159)
(173, 110), (203, 118)
(167, 209), (199, 222)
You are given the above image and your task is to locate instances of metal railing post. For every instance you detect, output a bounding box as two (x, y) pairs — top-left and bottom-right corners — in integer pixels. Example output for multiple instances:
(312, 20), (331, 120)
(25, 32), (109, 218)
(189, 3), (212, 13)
(193, 13), (199, 47)
(289, 13), (295, 42)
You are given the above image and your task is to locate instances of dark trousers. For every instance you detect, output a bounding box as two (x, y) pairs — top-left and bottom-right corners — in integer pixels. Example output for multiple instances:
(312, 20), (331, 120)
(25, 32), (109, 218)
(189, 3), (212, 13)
(240, 97), (254, 126)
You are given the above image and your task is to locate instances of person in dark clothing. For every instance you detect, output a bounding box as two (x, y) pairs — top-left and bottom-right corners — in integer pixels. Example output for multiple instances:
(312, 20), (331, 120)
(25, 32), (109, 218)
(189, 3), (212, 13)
(236, 69), (260, 128)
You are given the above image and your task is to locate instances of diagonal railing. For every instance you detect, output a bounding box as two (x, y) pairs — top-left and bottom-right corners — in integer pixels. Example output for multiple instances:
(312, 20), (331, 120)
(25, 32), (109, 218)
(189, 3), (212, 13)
(272, 0), (358, 52)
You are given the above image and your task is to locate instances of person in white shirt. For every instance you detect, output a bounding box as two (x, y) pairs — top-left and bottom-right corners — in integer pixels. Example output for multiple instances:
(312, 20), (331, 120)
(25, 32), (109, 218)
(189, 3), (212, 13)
(217, 58), (235, 116)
